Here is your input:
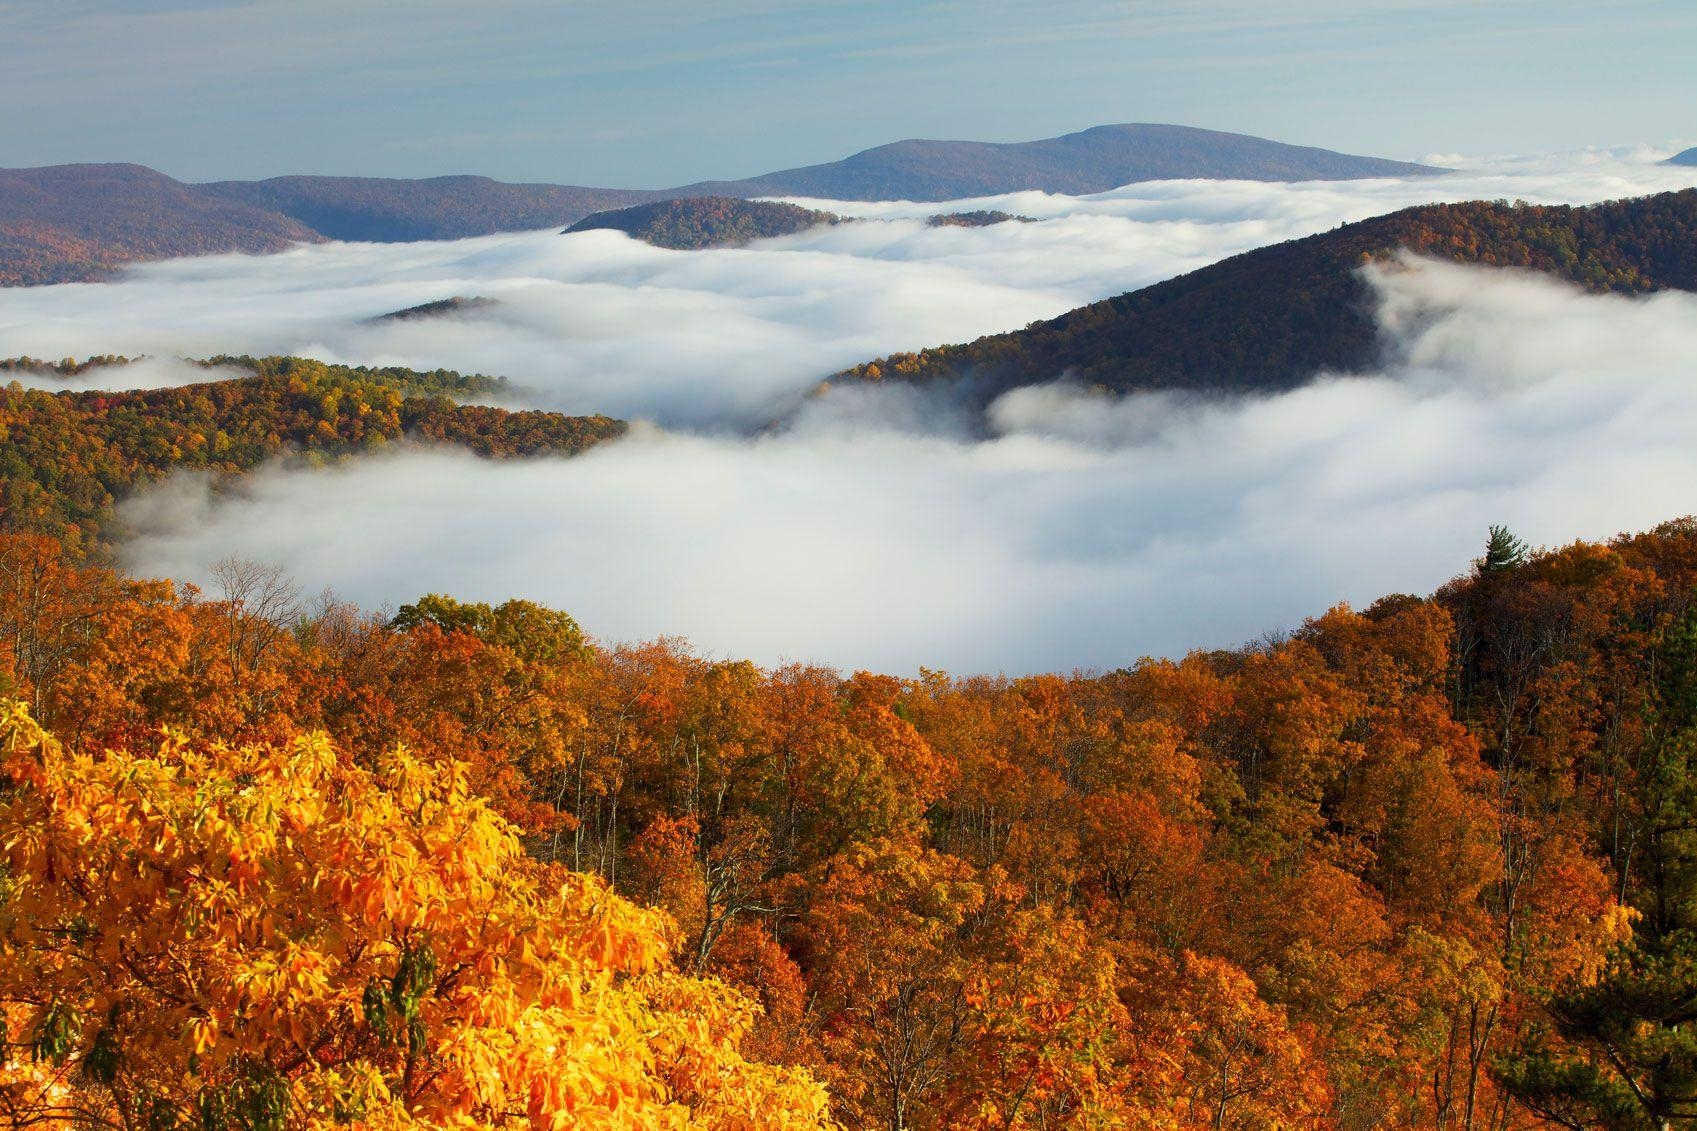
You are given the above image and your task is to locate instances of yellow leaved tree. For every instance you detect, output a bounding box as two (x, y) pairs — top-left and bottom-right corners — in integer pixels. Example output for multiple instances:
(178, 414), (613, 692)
(0, 700), (833, 1130)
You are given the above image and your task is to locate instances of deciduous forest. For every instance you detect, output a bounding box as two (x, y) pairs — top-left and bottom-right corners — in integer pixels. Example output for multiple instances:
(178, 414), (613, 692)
(0, 356), (624, 549)
(1, 515), (1693, 1128)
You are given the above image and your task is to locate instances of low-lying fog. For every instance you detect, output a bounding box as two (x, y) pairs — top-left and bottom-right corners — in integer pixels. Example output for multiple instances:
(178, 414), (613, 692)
(5, 149), (1697, 672)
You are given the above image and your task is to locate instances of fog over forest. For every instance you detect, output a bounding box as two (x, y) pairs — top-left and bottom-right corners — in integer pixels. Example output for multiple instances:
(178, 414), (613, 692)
(6, 148), (1697, 671)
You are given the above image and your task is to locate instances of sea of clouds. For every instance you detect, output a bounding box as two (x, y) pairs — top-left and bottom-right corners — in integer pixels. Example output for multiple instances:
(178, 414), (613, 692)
(4, 148), (1697, 672)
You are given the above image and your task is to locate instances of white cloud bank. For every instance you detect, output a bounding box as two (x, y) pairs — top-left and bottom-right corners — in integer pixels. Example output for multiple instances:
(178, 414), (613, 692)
(4, 149), (1696, 672)
(118, 257), (1697, 674)
(1, 150), (1693, 431)
(2, 357), (249, 393)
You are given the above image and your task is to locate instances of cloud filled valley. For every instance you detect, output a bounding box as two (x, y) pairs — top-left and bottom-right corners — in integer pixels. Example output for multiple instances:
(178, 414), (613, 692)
(6, 150), (1697, 672)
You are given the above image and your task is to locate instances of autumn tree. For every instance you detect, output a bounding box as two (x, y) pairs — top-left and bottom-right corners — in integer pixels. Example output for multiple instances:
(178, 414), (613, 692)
(1499, 609), (1697, 1129)
(0, 700), (832, 1130)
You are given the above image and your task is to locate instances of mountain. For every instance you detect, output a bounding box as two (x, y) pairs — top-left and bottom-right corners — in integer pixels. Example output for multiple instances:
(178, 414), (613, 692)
(0, 164), (322, 287)
(196, 175), (669, 242)
(1, 125), (1440, 286)
(564, 197), (840, 249)
(1667, 147), (1697, 167)
(832, 188), (1697, 401)
(0, 355), (624, 544)
(675, 124), (1443, 201)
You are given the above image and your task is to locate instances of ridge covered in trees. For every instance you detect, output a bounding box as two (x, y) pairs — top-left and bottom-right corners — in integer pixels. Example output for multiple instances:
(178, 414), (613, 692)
(564, 197), (841, 250)
(368, 296), (500, 323)
(834, 189), (1697, 404)
(0, 164), (323, 287)
(0, 356), (624, 547)
(0, 126), (1439, 285)
(926, 211), (1033, 228)
(3, 515), (1696, 1128)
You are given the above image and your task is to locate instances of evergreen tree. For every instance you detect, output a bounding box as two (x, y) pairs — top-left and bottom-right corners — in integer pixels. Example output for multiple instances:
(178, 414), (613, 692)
(1498, 611), (1697, 1130)
(1479, 524), (1529, 575)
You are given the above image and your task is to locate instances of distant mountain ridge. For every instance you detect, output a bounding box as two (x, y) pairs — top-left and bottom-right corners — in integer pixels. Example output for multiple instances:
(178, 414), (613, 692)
(1668, 147), (1697, 167)
(197, 175), (668, 243)
(832, 188), (1697, 403)
(677, 123), (1442, 201)
(1, 124), (1439, 285)
(0, 164), (322, 287)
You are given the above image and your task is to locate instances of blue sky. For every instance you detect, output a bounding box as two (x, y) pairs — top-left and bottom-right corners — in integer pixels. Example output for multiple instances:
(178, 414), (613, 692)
(3, 0), (1693, 185)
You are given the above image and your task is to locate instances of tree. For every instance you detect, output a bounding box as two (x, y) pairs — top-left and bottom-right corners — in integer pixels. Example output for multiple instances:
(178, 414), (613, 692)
(1479, 526), (1529, 577)
(1498, 609), (1697, 1130)
(806, 838), (985, 1131)
(0, 700), (832, 1130)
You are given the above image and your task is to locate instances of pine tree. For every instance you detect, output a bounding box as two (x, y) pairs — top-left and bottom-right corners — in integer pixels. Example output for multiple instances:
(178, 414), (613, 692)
(1498, 611), (1697, 1130)
(1479, 525), (1530, 575)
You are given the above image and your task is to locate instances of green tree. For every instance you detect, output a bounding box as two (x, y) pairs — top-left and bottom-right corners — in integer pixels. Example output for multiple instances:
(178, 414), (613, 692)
(1498, 611), (1697, 1129)
(391, 594), (588, 665)
(1479, 525), (1529, 576)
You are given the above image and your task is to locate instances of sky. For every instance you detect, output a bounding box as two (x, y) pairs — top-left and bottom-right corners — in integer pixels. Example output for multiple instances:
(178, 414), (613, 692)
(2, 0), (1694, 186)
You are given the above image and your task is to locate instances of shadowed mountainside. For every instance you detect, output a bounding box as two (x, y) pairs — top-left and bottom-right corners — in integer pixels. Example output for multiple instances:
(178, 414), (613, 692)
(1667, 147), (1697, 167)
(832, 188), (1697, 402)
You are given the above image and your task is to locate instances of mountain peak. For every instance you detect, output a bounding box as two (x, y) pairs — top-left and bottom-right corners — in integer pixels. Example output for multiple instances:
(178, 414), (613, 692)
(679, 123), (1443, 202)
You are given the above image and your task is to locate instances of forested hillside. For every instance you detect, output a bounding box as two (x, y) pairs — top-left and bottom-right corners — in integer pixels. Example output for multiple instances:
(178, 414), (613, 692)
(836, 188), (1697, 401)
(564, 197), (841, 249)
(1, 125), (1439, 286)
(1, 519), (1694, 1128)
(0, 356), (624, 547)
(0, 164), (322, 286)
(927, 210), (1031, 228)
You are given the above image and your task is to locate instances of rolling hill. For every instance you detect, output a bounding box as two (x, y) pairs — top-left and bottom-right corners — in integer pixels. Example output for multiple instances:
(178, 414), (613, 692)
(678, 123), (1442, 201)
(832, 188), (1697, 402)
(196, 175), (668, 242)
(563, 197), (840, 249)
(1, 125), (1439, 285)
(0, 355), (624, 545)
(0, 164), (322, 287)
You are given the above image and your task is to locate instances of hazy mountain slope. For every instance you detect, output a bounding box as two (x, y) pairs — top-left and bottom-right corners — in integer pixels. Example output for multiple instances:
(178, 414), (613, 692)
(0, 164), (322, 286)
(1668, 147), (1697, 167)
(834, 189), (1697, 400)
(564, 197), (840, 249)
(679, 124), (1442, 201)
(196, 175), (671, 241)
(0, 125), (1441, 285)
